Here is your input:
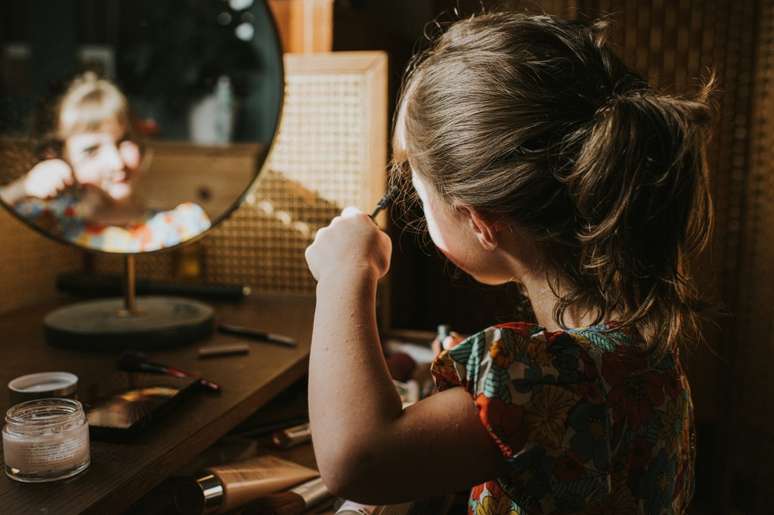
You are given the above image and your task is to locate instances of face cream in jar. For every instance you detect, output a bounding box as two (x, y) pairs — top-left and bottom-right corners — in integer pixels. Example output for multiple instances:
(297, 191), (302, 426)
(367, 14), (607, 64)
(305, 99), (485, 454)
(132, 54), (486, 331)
(2, 398), (90, 483)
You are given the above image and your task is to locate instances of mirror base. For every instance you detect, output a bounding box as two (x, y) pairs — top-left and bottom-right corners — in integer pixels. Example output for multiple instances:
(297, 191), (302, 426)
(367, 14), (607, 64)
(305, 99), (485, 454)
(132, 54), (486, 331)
(44, 296), (214, 351)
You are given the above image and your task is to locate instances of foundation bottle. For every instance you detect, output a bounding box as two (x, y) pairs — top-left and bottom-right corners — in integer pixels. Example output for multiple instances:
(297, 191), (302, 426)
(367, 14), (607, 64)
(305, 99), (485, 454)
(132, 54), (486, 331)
(175, 454), (319, 514)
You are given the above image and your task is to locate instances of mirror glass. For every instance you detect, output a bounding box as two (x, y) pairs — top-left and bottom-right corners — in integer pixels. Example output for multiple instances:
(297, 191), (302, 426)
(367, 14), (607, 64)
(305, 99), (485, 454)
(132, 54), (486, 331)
(0, 0), (283, 253)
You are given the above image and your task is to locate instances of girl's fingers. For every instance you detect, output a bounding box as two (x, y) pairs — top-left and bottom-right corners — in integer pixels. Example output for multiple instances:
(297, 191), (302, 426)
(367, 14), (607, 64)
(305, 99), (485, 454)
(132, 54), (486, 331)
(341, 206), (362, 218)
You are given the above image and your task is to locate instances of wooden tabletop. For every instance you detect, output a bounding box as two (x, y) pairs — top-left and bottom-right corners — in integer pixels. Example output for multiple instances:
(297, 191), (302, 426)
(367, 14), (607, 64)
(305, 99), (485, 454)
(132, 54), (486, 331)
(0, 293), (316, 515)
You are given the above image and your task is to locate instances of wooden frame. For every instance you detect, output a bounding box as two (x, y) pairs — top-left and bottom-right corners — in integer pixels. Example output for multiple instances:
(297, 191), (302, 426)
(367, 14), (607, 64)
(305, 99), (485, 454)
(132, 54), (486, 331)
(267, 0), (334, 53)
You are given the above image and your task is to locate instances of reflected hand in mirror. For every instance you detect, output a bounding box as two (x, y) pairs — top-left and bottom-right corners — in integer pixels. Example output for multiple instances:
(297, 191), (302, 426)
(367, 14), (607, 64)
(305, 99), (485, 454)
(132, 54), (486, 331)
(0, 72), (211, 252)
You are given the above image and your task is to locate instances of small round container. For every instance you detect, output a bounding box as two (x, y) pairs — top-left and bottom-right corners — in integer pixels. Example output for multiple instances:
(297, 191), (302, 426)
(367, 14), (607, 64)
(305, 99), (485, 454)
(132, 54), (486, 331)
(8, 372), (78, 405)
(2, 398), (90, 483)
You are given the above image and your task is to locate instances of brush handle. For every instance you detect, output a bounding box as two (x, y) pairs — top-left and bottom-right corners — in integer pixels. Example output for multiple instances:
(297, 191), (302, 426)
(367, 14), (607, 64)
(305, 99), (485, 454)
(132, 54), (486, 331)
(218, 324), (297, 348)
(150, 363), (222, 393)
(125, 359), (222, 393)
(369, 186), (399, 219)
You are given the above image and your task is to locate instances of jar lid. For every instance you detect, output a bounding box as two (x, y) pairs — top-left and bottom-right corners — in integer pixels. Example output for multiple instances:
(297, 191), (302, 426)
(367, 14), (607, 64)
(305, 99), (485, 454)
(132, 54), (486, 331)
(8, 372), (78, 404)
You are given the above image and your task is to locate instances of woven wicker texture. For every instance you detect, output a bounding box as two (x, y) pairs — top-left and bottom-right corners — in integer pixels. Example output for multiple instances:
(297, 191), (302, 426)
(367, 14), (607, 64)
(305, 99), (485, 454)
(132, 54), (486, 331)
(93, 52), (388, 294)
(0, 209), (80, 314)
(205, 52), (387, 293)
(735, 0), (774, 410)
(719, 1), (774, 511)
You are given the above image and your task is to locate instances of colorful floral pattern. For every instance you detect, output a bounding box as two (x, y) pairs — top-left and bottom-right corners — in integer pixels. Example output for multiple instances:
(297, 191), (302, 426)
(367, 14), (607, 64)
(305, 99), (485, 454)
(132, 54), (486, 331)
(14, 193), (210, 252)
(430, 322), (695, 515)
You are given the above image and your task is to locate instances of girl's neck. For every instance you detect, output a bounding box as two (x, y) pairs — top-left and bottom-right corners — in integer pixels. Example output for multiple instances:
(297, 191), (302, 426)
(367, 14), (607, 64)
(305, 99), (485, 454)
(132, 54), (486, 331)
(499, 229), (599, 331)
(518, 270), (598, 331)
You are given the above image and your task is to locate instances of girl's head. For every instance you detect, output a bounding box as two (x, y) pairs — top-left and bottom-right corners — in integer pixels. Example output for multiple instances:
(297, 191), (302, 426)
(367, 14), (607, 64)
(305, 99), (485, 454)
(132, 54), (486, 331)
(394, 13), (714, 351)
(54, 72), (140, 201)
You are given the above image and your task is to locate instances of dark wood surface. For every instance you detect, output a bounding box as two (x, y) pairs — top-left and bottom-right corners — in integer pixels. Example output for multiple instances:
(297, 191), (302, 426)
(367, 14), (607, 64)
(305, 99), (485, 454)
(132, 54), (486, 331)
(0, 293), (316, 515)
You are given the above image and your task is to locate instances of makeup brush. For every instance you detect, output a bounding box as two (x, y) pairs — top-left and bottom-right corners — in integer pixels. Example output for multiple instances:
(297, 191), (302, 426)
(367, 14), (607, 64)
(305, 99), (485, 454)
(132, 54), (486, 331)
(370, 185), (399, 219)
(240, 477), (331, 515)
(117, 351), (221, 393)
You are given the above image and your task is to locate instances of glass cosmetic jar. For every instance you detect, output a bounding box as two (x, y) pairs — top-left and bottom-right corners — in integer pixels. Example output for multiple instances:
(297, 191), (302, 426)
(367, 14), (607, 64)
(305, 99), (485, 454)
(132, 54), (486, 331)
(2, 398), (90, 483)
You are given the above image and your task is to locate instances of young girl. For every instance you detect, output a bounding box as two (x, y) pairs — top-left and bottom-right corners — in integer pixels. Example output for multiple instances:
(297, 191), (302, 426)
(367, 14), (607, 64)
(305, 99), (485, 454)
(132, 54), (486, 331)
(1, 72), (210, 252)
(305, 13), (711, 514)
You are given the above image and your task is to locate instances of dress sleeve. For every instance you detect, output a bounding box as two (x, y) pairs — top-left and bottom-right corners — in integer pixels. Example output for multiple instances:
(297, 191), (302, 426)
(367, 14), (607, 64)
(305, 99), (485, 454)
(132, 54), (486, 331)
(12, 197), (73, 235)
(430, 323), (612, 513)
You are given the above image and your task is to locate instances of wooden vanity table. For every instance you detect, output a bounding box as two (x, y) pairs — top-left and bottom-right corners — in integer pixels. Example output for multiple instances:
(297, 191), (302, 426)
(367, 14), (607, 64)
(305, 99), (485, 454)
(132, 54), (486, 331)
(0, 293), (315, 514)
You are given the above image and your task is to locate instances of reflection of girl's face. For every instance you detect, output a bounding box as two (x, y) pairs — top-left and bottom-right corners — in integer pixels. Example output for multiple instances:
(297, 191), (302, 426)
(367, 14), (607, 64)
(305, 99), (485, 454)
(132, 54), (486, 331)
(63, 120), (140, 201)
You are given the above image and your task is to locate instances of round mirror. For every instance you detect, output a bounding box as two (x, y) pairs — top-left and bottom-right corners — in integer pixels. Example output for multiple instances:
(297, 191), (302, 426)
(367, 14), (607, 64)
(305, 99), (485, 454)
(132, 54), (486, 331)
(0, 0), (283, 254)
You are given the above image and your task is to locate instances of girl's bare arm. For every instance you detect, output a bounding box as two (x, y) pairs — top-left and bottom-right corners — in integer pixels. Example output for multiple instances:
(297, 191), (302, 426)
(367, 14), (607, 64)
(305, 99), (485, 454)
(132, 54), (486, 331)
(309, 266), (505, 504)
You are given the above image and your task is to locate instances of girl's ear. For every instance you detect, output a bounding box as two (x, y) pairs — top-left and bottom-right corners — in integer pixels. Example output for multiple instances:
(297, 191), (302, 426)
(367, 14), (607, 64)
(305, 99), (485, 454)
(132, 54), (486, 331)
(457, 204), (500, 251)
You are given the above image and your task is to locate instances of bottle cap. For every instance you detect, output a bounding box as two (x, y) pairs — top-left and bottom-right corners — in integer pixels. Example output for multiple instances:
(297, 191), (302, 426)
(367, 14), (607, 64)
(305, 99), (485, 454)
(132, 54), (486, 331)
(174, 473), (224, 515)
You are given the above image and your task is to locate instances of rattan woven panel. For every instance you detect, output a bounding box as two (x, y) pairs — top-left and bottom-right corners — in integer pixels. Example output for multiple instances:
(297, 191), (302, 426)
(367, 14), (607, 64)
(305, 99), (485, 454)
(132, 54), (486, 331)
(205, 52), (388, 293)
(0, 210), (80, 314)
(722, 2), (774, 512)
(93, 52), (389, 293)
(737, 0), (774, 404)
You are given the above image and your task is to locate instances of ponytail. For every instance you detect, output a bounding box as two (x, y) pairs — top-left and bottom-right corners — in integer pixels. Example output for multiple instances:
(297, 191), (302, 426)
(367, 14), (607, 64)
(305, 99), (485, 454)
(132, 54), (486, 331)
(562, 82), (715, 352)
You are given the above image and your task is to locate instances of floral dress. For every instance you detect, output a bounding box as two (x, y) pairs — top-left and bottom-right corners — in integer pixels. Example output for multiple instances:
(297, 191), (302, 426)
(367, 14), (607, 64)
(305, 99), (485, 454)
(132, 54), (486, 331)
(430, 322), (695, 515)
(14, 192), (211, 252)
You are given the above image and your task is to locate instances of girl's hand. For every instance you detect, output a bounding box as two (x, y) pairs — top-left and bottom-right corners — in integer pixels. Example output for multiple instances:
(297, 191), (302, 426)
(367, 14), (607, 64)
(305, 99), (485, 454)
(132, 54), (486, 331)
(24, 160), (73, 199)
(305, 206), (392, 284)
(119, 140), (141, 172)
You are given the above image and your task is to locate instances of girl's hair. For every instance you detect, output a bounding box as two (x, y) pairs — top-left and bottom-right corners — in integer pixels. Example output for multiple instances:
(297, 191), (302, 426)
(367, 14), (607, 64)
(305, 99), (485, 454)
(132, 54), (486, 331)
(34, 72), (133, 159)
(56, 72), (130, 139)
(393, 12), (714, 353)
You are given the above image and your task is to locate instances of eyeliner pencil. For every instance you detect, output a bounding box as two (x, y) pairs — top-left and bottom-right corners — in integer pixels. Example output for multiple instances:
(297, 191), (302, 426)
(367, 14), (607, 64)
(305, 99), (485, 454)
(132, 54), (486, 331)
(217, 323), (297, 348)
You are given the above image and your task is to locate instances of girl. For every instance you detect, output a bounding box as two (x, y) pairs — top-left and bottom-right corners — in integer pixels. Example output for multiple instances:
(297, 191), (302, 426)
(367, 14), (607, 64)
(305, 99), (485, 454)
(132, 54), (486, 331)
(1, 72), (210, 252)
(305, 13), (711, 515)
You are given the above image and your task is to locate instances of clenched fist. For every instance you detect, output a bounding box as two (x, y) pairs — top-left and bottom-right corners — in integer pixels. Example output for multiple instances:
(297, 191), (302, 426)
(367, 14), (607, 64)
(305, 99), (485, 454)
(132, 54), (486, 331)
(305, 207), (392, 284)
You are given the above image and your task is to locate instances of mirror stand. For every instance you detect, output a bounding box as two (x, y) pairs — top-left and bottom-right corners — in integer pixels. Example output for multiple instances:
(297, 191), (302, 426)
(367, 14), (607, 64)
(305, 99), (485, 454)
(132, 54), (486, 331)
(122, 255), (139, 316)
(43, 255), (215, 351)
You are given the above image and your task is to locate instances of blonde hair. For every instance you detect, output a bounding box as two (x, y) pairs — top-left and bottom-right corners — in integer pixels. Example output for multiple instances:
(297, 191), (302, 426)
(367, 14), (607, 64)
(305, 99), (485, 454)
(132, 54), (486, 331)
(56, 72), (130, 139)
